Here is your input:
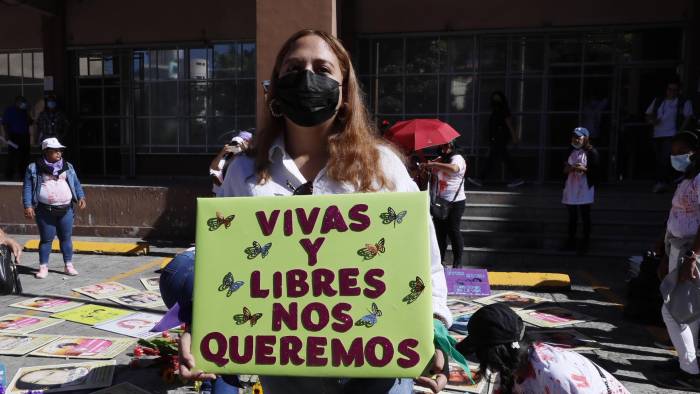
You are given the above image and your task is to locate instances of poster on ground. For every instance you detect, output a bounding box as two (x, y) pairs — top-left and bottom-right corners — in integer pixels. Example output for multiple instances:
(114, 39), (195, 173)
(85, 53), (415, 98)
(5, 360), (115, 394)
(30, 336), (134, 359)
(445, 268), (490, 297)
(517, 306), (593, 328)
(109, 291), (165, 309)
(94, 312), (163, 339)
(72, 282), (140, 300)
(0, 314), (64, 334)
(192, 192), (435, 378)
(51, 305), (131, 326)
(472, 292), (549, 310)
(0, 333), (60, 355)
(10, 297), (84, 313)
(414, 362), (487, 393)
(140, 276), (160, 291)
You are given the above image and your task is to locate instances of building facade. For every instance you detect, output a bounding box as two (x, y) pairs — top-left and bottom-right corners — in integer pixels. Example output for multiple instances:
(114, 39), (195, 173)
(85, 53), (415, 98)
(0, 0), (697, 182)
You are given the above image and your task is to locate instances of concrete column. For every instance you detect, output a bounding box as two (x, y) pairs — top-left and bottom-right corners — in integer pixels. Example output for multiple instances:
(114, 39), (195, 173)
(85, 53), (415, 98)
(255, 0), (337, 130)
(40, 4), (66, 99)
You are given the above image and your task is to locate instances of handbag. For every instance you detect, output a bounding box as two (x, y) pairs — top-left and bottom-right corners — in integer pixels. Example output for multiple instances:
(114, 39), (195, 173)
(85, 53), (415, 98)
(0, 245), (22, 295)
(430, 171), (465, 220)
(38, 203), (70, 217)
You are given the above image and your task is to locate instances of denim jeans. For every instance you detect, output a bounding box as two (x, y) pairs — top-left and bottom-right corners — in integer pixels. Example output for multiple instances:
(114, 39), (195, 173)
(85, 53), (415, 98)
(35, 204), (74, 264)
(259, 377), (414, 394)
(160, 250), (239, 394)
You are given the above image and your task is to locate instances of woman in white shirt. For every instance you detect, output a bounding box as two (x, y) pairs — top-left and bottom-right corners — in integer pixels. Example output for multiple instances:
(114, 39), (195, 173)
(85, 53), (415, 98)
(422, 141), (467, 267)
(180, 29), (452, 394)
(653, 130), (700, 391)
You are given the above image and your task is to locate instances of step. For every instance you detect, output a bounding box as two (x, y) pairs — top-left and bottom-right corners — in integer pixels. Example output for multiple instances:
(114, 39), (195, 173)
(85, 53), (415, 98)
(461, 230), (653, 253)
(450, 246), (632, 268)
(464, 190), (672, 209)
(464, 204), (668, 222)
(23, 239), (150, 255)
(461, 216), (663, 237)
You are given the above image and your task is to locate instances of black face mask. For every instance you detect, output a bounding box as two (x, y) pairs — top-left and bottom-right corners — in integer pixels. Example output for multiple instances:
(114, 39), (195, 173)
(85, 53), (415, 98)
(275, 70), (340, 127)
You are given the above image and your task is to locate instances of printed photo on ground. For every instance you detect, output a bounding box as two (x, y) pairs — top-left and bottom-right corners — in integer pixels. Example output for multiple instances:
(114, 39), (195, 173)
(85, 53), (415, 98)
(526, 328), (599, 351)
(517, 306), (594, 328)
(5, 360), (116, 394)
(9, 297), (84, 313)
(0, 333), (60, 355)
(139, 276), (160, 291)
(109, 291), (164, 309)
(0, 314), (64, 334)
(30, 336), (134, 359)
(51, 305), (131, 326)
(472, 292), (549, 310)
(94, 312), (163, 339)
(72, 282), (140, 300)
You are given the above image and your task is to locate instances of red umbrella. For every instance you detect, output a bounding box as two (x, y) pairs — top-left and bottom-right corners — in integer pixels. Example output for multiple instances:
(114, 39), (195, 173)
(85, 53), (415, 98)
(385, 119), (460, 152)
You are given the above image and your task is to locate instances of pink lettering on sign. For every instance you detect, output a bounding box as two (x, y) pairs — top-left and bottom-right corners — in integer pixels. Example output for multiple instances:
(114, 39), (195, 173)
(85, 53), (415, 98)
(331, 303), (353, 333)
(256, 210), (280, 236)
(348, 204), (371, 232)
(363, 269), (386, 299)
(283, 210), (294, 236)
(255, 335), (277, 365)
(338, 268), (361, 296)
(306, 336), (328, 366)
(365, 336), (394, 367)
(200, 332), (228, 367)
(397, 338), (420, 368)
(229, 335), (254, 364)
(299, 237), (326, 267)
(296, 207), (321, 234)
(331, 337), (365, 367)
(286, 269), (309, 297)
(250, 271), (269, 298)
(301, 302), (329, 332)
(311, 268), (337, 297)
(320, 205), (349, 233)
(272, 302), (298, 331)
(280, 336), (305, 366)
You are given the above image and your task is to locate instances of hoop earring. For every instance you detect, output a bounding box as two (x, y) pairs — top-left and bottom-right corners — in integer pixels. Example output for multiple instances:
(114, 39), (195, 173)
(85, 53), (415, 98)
(268, 99), (283, 118)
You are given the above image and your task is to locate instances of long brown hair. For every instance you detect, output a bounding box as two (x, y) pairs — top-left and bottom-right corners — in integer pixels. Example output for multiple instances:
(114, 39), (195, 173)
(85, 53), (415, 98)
(254, 29), (393, 192)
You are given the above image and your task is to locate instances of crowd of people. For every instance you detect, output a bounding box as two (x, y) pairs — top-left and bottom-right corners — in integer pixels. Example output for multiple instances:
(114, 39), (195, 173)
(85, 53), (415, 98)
(0, 29), (699, 394)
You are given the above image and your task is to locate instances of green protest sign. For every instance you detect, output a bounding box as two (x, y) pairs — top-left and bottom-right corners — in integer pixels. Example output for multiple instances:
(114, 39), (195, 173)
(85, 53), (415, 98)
(192, 192), (434, 378)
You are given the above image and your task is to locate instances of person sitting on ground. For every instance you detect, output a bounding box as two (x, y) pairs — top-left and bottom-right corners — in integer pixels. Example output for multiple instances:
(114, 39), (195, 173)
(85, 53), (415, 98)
(456, 303), (630, 394)
(157, 249), (240, 394)
(209, 131), (253, 196)
(0, 228), (22, 262)
(22, 138), (86, 278)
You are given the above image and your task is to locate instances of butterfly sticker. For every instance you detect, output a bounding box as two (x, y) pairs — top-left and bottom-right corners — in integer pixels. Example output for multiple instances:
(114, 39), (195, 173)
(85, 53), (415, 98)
(379, 207), (407, 227)
(357, 238), (386, 261)
(402, 276), (425, 304)
(218, 272), (244, 297)
(207, 211), (235, 231)
(233, 307), (263, 327)
(355, 302), (383, 328)
(244, 241), (272, 260)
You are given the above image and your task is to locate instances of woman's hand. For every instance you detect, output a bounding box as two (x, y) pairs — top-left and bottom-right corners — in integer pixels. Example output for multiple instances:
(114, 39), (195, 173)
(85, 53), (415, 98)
(679, 256), (699, 283)
(414, 349), (448, 393)
(179, 331), (217, 381)
(78, 199), (87, 210)
(657, 255), (669, 281)
(0, 235), (22, 263)
(24, 207), (35, 220)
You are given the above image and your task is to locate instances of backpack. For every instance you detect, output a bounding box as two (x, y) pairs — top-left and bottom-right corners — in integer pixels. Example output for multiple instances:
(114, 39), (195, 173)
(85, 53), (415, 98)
(624, 251), (663, 326)
(0, 245), (22, 295)
(652, 96), (697, 131)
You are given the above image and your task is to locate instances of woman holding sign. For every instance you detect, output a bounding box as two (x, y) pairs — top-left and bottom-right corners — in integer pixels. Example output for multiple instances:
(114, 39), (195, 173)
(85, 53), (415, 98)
(174, 30), (453, 394)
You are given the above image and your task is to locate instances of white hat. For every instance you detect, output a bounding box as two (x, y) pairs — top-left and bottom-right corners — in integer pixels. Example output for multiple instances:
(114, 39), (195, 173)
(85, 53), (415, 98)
(41, 137), (66, 150)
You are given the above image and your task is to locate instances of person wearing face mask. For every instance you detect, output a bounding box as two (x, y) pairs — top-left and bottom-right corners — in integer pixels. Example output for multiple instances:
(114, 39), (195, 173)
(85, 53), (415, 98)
(561, 127), (599, 254)
(2, 96), (33, 180)
(22, 138), (86, 279)
(36, 94), (69, 144)
(652, 130), (700, 391)
(421, 140), (467, 267)
(467, 91), (524, 188)
(215, 29), (451, 394)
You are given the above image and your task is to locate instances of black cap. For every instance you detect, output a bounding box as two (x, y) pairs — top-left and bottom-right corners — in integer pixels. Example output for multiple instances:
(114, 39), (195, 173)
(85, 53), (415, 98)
(456, 303), (524, 354)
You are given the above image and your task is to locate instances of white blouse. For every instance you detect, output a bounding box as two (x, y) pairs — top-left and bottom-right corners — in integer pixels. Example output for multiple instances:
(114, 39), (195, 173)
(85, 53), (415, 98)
(221, 137), (453, 326)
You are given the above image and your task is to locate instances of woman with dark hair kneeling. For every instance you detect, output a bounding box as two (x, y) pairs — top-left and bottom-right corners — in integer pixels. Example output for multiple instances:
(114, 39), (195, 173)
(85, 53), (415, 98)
(456, 304), (630, 394)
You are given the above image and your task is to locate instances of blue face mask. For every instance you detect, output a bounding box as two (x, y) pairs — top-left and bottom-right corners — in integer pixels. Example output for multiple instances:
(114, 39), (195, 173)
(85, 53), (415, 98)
(571, 142), (583, 149)
(47, 101), (56, 109)
(17, 102), (27, 110)
(671, 153), (692, 172)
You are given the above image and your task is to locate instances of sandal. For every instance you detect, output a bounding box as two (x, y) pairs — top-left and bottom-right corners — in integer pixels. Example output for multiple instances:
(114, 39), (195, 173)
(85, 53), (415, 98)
(35, 265), (49, 279)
